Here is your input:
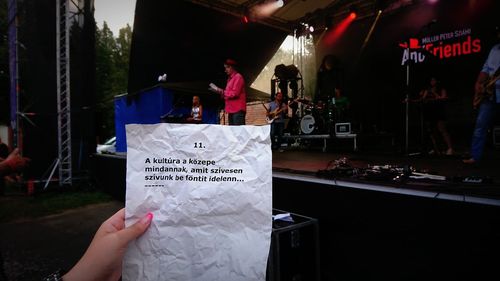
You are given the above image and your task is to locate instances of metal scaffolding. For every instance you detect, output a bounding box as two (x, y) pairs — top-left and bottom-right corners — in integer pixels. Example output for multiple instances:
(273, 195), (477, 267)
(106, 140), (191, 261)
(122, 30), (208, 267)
(56, 0), (72, 186)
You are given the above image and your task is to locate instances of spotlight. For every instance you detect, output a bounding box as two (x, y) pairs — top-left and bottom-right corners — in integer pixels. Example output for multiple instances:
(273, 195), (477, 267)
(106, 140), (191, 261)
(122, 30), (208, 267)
(253, 0), (284, 18)
(242, 7), (250, 23)
(323, 7), (357, 45)
(295, 22), (315, 37)
(348, 4), (358, 19)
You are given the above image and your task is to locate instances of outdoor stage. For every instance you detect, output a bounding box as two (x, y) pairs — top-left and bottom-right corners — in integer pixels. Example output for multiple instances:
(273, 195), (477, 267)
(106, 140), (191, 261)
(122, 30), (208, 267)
(272, 148), (500, 204)
(270, 149), (500, 280)
(92, 146), (500, 280)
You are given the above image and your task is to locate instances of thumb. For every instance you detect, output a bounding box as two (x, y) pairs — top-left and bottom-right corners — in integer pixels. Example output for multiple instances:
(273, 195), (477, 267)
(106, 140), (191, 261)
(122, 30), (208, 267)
(117, 213), (153, 243)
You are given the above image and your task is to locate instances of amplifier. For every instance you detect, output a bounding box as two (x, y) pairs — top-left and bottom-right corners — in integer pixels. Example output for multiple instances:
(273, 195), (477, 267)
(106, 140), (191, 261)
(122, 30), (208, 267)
(335, 122), (351, 135)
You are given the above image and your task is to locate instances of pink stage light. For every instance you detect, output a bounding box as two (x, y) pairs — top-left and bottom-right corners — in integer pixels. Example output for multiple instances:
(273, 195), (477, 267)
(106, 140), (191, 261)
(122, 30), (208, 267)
(323, 13), (357, 46)
(252, 0), (284, 18)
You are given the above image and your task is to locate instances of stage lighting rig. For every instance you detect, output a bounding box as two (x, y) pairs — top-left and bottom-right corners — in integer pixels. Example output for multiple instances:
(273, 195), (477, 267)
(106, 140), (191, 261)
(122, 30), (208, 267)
(307, 23), (315, 33)
(294, 22), (315, 38)
(274, 64), (299, 81)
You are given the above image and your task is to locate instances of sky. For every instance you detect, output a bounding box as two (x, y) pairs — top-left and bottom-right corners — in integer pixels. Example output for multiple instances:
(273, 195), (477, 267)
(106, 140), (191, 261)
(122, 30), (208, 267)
(94, 0), (137, 35)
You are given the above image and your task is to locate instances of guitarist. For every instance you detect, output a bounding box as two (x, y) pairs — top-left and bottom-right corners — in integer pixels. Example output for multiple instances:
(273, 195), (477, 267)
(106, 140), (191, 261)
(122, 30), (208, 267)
(464, 27), (500, 164)
(267, 92), (288, 151)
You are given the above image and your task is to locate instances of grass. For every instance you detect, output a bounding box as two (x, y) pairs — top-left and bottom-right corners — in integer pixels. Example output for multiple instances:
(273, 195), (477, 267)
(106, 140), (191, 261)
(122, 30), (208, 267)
(0, 182), (114, 223)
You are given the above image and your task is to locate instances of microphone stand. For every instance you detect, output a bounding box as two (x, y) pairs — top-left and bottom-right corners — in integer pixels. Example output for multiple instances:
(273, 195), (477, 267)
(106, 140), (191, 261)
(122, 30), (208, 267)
(401, 35), (417, 156)
(405, 46), (410, 155)
(160, 98), (184, 122)
(403, 19), (436, 156)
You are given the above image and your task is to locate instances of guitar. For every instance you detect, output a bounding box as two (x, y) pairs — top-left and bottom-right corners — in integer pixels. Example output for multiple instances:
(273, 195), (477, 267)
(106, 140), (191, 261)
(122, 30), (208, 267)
(473, 71), (500, 109)
(262, 99), (297, 124)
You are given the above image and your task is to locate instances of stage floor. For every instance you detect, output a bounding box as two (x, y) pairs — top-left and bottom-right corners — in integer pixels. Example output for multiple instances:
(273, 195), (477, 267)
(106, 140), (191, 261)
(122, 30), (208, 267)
(92, 145), (500, 204)
(272, 148), (500, 204)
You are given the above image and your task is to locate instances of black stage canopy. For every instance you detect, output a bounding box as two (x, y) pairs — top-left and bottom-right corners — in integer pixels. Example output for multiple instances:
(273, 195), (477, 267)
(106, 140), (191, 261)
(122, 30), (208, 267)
(128, 0), (288, 95)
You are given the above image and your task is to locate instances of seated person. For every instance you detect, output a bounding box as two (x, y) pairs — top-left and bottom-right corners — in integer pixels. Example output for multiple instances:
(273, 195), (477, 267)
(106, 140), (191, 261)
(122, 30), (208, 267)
(186, 96), (203, 123)
(266, 92), (288, 151)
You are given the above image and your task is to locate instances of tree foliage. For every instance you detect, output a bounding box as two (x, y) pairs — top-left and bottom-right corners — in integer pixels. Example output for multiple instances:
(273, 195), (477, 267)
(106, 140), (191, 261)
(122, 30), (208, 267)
(95, 22), (132, 140)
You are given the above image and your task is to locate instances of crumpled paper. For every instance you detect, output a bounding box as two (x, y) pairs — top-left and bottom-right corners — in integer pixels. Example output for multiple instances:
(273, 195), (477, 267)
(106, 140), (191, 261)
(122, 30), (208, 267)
(123, 123), (272, 281)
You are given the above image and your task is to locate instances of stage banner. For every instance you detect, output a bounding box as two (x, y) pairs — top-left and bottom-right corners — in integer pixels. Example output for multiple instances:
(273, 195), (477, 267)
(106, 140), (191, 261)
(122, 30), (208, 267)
(7, 0), (17, 135)
(123, 123), (272, 281)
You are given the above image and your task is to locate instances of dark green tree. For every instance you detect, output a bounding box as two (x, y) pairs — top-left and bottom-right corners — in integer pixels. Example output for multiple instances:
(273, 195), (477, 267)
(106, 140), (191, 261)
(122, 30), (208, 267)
(113, 24), (132, 95)
(95, 22), (117, 140)
(94, 22), (132, 141)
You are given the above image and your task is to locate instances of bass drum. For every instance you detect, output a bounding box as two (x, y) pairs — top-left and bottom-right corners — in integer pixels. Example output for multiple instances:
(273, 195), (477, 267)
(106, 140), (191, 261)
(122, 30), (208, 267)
(300, 114), (315, 134)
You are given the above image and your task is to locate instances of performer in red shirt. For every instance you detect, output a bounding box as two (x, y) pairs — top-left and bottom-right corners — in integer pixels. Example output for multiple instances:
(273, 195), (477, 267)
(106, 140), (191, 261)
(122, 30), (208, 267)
(210, 59), (247, 125)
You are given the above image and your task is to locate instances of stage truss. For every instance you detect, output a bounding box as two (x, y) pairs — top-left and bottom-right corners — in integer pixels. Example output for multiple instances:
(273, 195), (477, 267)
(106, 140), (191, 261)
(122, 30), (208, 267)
(55, 0), (72, 186)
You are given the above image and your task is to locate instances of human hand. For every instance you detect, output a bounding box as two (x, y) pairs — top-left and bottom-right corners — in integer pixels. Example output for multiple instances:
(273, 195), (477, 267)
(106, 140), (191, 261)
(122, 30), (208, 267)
(209, 83), (222, 94)
(63, 208), (153, 281)
(3, 148), (30, 173)
(475, 82), (485, 95)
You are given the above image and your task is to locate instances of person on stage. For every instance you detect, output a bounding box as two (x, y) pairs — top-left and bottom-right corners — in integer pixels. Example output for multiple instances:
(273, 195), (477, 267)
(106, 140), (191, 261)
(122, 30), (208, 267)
(315, 54), (342, 105)
(186, 95), (203, 123)
(314, 55), (344, 133)
(463, 27), (500, 164)
(267, 92), (288, 152)
(419, 77), (454, 155)
(209, 59), (247, 125)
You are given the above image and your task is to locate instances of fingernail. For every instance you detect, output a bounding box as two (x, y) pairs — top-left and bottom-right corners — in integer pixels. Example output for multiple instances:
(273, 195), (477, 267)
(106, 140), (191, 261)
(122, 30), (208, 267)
(140, 212), (153, 225)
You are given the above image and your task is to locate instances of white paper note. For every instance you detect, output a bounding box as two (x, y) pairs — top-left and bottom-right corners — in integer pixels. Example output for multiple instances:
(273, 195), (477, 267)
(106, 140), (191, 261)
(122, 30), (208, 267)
(123, 123), (272, 281)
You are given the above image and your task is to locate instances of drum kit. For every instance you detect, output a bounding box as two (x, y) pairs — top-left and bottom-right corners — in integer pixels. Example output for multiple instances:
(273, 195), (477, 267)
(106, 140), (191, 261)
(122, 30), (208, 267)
(291, 97), (339, 135)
